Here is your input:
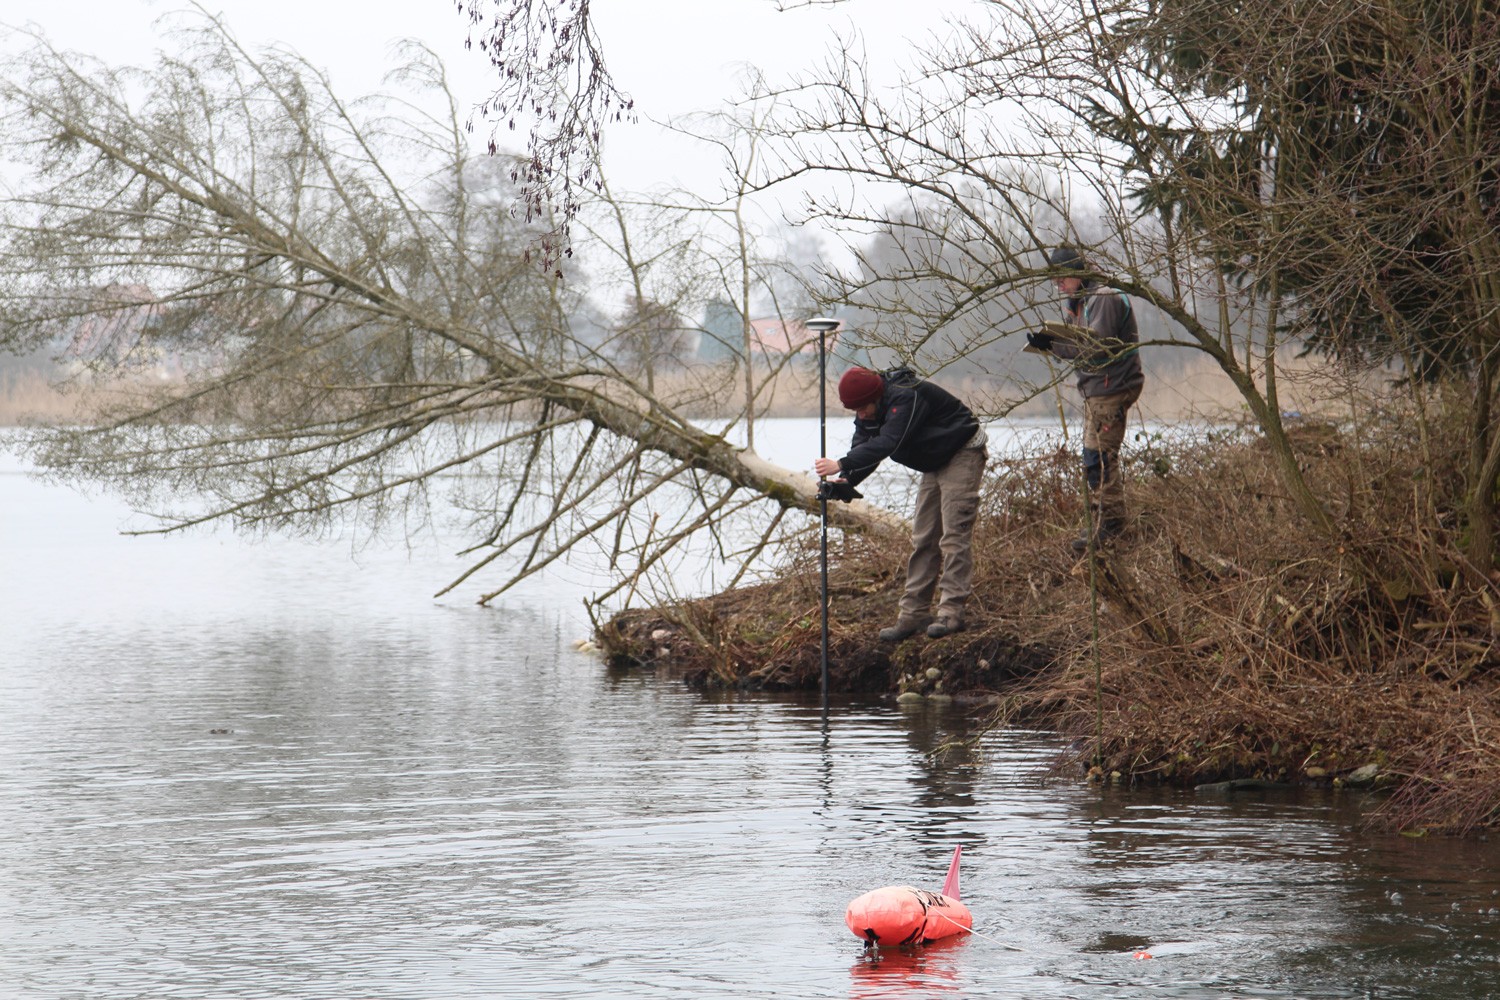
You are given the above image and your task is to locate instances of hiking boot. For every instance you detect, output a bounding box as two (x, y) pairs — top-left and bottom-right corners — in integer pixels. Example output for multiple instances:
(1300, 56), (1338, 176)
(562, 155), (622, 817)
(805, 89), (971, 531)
(1070, 519), (1126, 555)
(878, 617), (930, 642)
(926, 616), (965, 639)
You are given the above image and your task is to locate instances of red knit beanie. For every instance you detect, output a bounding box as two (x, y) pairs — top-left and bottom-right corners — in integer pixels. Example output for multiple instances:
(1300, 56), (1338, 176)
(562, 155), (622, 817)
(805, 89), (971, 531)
(838, 367), (884, 409)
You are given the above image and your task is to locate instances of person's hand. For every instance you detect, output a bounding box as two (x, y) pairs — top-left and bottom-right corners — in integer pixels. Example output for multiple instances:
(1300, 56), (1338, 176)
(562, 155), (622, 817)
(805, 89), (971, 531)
(1026, 330), (1054, 352)
(813, 457), (841, 478)
(816, 480), (863, 503)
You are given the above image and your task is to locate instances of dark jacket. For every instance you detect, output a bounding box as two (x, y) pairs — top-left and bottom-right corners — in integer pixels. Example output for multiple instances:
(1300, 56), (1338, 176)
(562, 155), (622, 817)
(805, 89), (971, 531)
(836, 370), (980, 488)
(1050, 286), (1144, 399)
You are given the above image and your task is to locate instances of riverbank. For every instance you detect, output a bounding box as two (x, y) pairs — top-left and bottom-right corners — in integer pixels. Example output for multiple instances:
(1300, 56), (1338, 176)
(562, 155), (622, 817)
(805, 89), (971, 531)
(598, 403), (1500, 835)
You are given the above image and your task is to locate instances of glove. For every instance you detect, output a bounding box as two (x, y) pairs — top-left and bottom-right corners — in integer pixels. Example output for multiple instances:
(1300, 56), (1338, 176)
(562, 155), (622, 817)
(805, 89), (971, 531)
(816, 480), (864, 503)
(1026, 329), (1054, 352)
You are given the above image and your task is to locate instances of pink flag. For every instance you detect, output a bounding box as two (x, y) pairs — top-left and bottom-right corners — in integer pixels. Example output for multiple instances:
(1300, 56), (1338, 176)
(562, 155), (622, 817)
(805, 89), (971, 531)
(941, 845), (962, 900)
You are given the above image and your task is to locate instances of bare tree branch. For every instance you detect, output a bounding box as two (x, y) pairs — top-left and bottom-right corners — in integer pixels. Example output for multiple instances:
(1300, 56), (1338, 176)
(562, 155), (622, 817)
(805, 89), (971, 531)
(0, 14), (901, 612)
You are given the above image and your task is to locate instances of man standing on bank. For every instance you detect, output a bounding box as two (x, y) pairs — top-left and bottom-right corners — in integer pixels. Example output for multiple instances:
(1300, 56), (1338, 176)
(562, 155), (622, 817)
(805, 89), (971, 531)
(1026, 245), (1145, 553)
(813, 366), (987, 641)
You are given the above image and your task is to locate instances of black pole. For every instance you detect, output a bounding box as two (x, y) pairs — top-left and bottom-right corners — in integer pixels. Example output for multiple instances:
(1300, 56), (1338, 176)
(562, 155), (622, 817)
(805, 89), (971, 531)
(818, 325), (830, 714)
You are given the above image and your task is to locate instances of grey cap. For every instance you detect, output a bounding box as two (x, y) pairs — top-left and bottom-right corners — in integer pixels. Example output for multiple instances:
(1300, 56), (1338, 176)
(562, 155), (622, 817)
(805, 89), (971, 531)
(1047, 245), (1086, 270)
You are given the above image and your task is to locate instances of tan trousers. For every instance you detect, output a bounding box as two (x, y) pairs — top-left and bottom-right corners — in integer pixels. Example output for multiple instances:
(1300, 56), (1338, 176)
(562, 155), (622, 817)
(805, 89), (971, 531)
(897, 444), (987, 624)
(1081, 386), (1142, 524)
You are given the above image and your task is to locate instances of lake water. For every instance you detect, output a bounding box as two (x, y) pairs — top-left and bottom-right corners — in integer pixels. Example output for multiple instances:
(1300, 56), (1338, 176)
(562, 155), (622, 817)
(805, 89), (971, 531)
(4, 419), (1500, 999)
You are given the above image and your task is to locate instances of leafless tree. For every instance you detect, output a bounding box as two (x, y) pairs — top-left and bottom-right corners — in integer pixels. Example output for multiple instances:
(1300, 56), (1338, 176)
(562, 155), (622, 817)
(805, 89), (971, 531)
(621, 87), (827, 451)
(751, 0), (1500, 568)
(1080, 0), (1500, 571)
(0, 15), (899, 612)
(454, 0), (631, 270)
(453, 0), (853, 268)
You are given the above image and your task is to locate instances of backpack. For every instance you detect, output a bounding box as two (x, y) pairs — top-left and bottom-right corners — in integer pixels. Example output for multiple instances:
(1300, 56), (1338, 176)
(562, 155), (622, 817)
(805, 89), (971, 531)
(882, 366), (920, 388)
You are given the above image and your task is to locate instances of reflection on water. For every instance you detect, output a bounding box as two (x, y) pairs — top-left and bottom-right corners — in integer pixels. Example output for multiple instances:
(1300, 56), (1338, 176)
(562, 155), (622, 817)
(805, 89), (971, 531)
(848, 937), (971, 998)
(5, 439), (1500, 999)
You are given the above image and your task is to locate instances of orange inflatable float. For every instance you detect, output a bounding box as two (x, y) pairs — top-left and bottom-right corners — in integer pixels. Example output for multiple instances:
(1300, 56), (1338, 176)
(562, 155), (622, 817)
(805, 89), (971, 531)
(844, 846), (973, 947)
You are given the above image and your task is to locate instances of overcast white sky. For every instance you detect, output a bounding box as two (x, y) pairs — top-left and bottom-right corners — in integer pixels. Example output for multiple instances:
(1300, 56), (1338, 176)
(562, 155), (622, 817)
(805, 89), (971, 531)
(8, 0), (975, 203)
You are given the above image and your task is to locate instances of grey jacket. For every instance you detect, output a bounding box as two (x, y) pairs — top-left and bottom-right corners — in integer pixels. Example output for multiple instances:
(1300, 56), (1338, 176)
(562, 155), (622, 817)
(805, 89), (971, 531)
(1049, 286), (1144, 399)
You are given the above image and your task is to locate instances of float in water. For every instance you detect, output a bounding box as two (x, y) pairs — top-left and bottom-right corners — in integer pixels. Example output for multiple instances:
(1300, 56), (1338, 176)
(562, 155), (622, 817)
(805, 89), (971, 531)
(844, 845), (973, 947)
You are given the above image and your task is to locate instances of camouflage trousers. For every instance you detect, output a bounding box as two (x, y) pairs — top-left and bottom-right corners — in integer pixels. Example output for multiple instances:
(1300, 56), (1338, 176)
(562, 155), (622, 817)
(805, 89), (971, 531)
(1081, 385), (1142, 525)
